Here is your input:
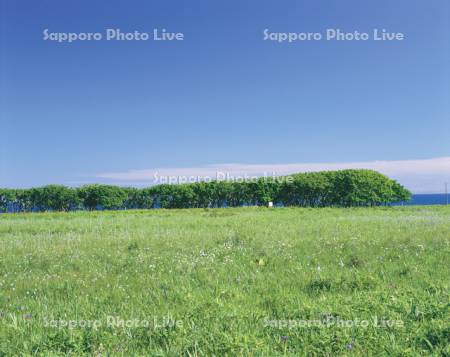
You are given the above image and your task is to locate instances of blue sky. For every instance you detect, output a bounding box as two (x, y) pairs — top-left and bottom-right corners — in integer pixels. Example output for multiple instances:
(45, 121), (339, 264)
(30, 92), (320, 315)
(1, 0), (449, 192)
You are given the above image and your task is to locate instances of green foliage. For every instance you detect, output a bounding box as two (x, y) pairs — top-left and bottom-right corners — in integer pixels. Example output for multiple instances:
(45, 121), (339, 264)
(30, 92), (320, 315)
(77, 185), (128, 210)
(30, 185), (79, 211)
(0, 188), (16, 212)
(0, 170), (411, 212)
(123, 187), (155, 209)
(151, 184), (196, 209)
(15, 189), (34, 212)
(278, 172), (332, 206)
(248, 177), (279, 205)
(278, 170), (411, 207)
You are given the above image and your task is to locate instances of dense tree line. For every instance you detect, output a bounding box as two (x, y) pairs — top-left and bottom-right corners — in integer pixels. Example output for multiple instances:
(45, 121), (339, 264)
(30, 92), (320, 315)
(0, 170), (411, 213)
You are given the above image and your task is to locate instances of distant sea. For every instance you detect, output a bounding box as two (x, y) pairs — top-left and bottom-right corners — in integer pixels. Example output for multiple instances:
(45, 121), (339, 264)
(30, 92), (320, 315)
(392, 194), (449, 206)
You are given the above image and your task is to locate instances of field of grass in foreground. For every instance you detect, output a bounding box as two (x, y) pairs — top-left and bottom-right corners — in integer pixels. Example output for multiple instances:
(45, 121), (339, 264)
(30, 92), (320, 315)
(0, 207), (449, 356)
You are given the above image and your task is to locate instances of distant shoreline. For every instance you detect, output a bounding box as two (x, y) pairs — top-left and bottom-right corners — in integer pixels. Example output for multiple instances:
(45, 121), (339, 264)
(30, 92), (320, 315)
(392, 194), (449, 206)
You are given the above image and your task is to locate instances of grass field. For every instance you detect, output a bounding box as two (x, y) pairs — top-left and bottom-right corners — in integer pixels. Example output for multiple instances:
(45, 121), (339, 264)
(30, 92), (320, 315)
(0, 206), (449, 356)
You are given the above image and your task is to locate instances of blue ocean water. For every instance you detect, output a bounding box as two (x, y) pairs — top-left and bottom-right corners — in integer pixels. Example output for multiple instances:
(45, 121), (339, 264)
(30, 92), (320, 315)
(393, 194), (449, 206)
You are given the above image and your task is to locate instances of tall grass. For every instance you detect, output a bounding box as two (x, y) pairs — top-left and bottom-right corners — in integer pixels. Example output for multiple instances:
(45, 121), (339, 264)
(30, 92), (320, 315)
(0, 207), (449, 355)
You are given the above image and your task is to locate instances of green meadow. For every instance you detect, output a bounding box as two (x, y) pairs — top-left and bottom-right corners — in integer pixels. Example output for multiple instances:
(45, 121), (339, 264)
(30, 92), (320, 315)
(0, 206), (449, 356)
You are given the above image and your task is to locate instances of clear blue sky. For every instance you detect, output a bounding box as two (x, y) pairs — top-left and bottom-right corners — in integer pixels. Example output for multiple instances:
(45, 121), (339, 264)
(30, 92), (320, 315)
(1, 0), (449, 189)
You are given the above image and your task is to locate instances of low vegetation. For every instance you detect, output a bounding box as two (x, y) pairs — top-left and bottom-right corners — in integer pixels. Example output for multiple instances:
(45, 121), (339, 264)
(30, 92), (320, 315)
(0, 206), (448, 355)
(0, 169), (410, 212)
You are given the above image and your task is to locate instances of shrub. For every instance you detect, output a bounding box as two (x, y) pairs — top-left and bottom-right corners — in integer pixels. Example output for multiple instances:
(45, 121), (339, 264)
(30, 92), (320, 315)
(0, 170), (411, 212)
(0, 189), (16, 212)
(30, 185), (79, 211)
(77, 185), (128, 210)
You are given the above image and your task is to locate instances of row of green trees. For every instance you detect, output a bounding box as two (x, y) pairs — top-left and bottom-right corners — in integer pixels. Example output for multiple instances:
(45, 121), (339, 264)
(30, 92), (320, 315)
(0, 170), (411, 212)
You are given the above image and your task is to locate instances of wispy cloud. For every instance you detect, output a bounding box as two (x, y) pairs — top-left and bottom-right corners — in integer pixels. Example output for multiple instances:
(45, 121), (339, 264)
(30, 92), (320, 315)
(95, 157), (450, 193)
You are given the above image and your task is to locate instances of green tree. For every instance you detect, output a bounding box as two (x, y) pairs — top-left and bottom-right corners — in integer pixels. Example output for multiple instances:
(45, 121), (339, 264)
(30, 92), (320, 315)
(0, 189), (16, 212)
(29, 185), (79, 211)
(77, 185), (128, 210)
